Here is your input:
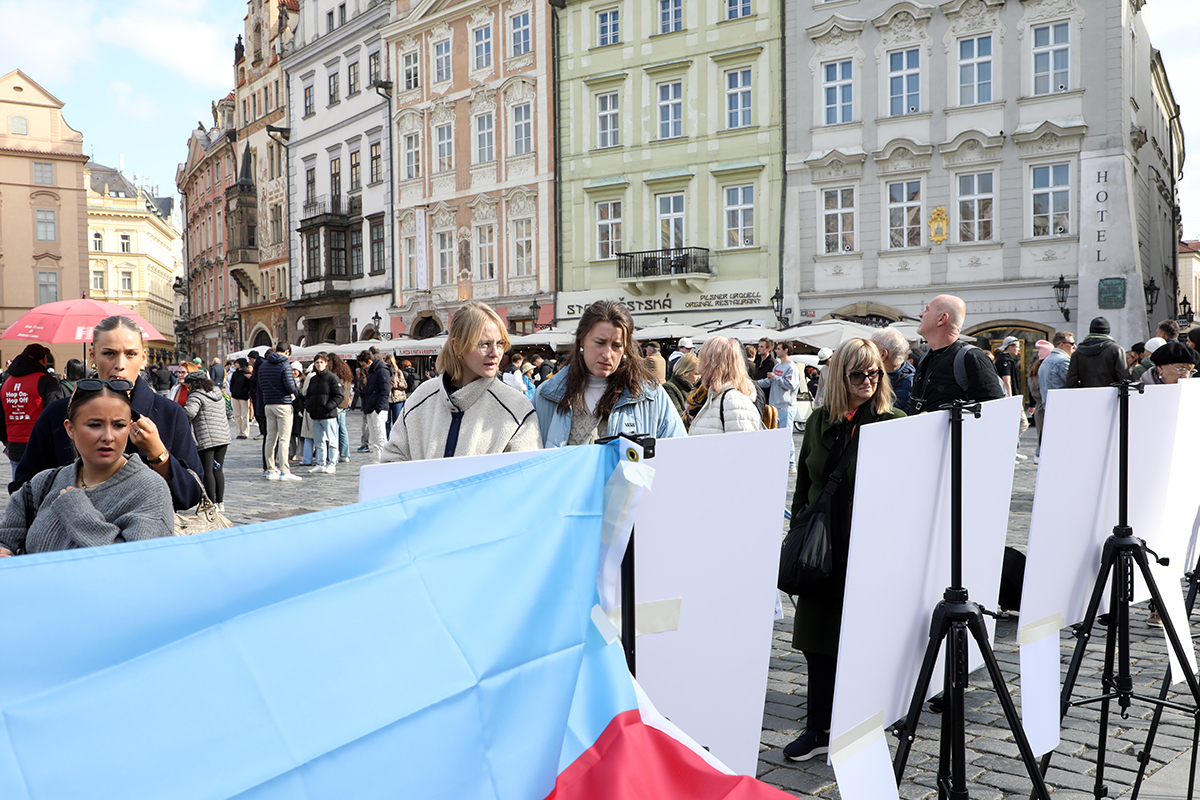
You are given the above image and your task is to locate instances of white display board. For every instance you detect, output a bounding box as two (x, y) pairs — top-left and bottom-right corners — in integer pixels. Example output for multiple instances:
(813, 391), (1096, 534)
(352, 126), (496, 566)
(359, 429), (791, 775)
(1018, 381), (1200, 756)
(829, 397), (1022, 800)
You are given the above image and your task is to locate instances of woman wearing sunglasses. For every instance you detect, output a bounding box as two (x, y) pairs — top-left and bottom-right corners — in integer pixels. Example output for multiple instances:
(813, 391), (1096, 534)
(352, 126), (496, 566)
(8, 316), (204, 511)
(782, 337), (905, 763)
(381, 301), (540, 461)
(0, 379), (174, 556)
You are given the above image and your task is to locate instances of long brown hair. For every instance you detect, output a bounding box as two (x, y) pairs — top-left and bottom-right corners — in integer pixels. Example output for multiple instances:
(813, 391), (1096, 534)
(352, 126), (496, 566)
(327, 352), (354, 382)
(557, 300), (654, 418)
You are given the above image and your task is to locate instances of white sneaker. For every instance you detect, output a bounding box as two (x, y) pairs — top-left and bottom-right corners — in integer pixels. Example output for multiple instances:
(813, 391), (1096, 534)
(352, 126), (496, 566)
(324, 464), (336, 474)
(280, 472), (302, 482)
(1015, 453), (1029, 460)
(216, 502), (225, 513)
(266, 470), (282, 481)
(309, 464), (326, 474)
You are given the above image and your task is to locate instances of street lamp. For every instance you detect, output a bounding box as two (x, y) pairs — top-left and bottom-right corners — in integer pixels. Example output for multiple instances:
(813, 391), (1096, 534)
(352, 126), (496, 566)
(371, 311), (382, 339)
(770, 288), (785, 328)
(1052, 275), (1071, 322)
(1144, 278), (1160, 317)
(1179, 295), (1193, 326)
(529, 297), (541, 332)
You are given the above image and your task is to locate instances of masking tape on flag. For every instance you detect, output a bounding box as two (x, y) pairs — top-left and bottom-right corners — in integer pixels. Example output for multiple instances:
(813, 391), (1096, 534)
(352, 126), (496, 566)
(830, 711), (886, 767)
(604, 598), (682, 638)
(591, 604), (621, 645)
(1017, 612), (1065, 647)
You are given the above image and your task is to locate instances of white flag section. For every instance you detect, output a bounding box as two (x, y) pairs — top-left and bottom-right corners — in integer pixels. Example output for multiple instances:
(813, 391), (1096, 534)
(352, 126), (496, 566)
(1019, 381), (1200, 756)
(359, 428), (791, 775)
(830, 397), (1021, 800)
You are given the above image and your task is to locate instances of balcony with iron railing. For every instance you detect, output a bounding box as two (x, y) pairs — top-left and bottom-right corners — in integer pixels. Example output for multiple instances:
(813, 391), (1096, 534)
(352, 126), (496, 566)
(300, 194), (362, 226)
(616, 247), (712, 295)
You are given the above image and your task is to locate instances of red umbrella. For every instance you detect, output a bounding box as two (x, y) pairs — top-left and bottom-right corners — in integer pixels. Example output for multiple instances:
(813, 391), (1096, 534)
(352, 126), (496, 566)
(1, 299), (164, 344)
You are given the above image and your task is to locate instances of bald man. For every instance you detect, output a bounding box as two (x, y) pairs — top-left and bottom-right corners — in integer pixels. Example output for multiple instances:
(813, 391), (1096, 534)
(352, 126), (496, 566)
(909, 294), (1005, 412)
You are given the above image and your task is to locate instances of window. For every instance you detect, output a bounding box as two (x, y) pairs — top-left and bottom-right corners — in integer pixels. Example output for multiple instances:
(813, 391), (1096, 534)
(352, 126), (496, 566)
(476, 113), (494, 163)
(370, 142), (382, 183)
(328, 73), (339, 104)
(823, 60), (852, 125)
(271, 204), (283, 243)
(958, 35), (992, 105)
(887, 180), (922, 248)
(368, 52), (381, 85)
(274, 79), (280, 109)
(435, 41), (451, 83)
(725, 185), (754, 247)
(370, 219), (385, 273)
(597, 92), (619, 148)
(513, 219), (533, 276)
(120, 233), (132, 253)
(659, 0), (682, 33)
(1033, 22), (1069, 95)
(889, 48), (920, 115)
(476, 225), (495, 280)
(597, 9), (619, 47)
(657, 193), (684, 250)
(303, 85), (315, 116)
(597, 201), (622, 259)
(10, 116), (28, 135)
(92, 232), (104, 251)
(350, 228), (364, 277)
(957, 172), (994, 242)
(404, 236), (417, 287)
(330, 157), (341, 197)
(243, 98), (250, 125)
(350, 150), (361, 190)
(726, 68), (752, 128)
(348, 62), (360, 94)
(35, 209), (56, 241)
(658, 81), (682, 139)
(727, 0), (751, 20)
(268, 143), (275, 180)
(823, 188), (855, 253)
(437, 231), (454, 284)
(326, 10), (334, 33)
(474, 25), (493, 70)
(436, 125), (453, 171)
(330, 230), (347, 276)
(1032, 163), (1070, 236)
(120, 271), (133, 291)
(403, 52), (419, 91)
(33, 161), (54, 185)
(252, 93), (258, 120)
(512, 12), (531, 56)
(305, 167), (316, 203)
(404, 134), (421, 179)
(513, 104), (532, 155)
(37, 271), (58, 304)
(338, 2), (346, 25)
(91, 270), (105, 291)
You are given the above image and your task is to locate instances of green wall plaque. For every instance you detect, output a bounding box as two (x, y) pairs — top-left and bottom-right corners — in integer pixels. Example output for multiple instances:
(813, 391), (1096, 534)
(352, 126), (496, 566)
(1097, 277), (1126, 310)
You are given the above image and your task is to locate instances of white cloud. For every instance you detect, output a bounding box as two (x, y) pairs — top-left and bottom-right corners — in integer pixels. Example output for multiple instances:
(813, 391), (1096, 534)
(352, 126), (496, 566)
(95, 4), (235, 92)
(0, 0), (100, 86)
(109, 79), (158, 123)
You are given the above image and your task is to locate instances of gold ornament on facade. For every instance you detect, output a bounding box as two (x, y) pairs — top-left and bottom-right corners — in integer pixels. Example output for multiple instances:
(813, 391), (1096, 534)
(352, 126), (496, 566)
(929, 206), (949, 244)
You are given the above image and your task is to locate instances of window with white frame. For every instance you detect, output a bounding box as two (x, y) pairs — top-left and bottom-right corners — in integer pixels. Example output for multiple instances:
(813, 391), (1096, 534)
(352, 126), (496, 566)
(887, 180), (922, 248)
(513, 103), (532, 155)
(597, 92), (619, 148)
(477, 225), (495, 280)
(888, 48), (920, 115)
(957, 172), (994, 242)
(303, 85), (314, 116)
(726, 68), (752, 128)
(1032, 22), (1069, 95)
(37, 271), (58, 304)
(513, 219), (533, 276)
(92, 231), (103, 251)
(660, 0), (682, 33)
(597, 200), (622, 259)
(404, 236), (417, 287)
(724, 185), (754, 248)
(476, 113), (494, 163)
(823, 60), (852, 125)
(658, 81), (682, 139)
(348, 61), (360, 94)
(474, 25), (493, 70)
(120, 233), (132, 253)
(328, 72), (339, 104)
(403, 52), (419, 91)
(33, 161), (54, 185)
(597, 8), (619, 47)
(511, 12), (530, 56)
(306, 167), (317, 203)
(437, 231), (454, 284)
(436, 124), (454, 171)
(35, 209), (56, 241)
(370, 142), (382, 183)
(368, 52), (381, 84)
(657, 193), (685, 250)
(727, 0), (751, 20)
(1032, 163), (1070, 236)
(92, 270), (105, 291)
(350, 150), (361, 190)
(350, 228), (364, 277)
(120, 271), (133, 291)
(958, 35), (992, 105)
(823, 188), (855, 253)
(404, 134), (421, 179)
(434, 41), (451, 83)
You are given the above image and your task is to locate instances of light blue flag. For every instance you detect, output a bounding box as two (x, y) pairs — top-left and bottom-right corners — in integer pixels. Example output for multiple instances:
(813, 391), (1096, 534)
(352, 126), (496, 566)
(0, 444), (618, 800)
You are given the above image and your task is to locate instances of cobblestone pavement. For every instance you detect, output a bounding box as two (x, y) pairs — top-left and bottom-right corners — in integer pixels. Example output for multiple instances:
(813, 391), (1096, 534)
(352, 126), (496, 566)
(4, 416), (1193, 799)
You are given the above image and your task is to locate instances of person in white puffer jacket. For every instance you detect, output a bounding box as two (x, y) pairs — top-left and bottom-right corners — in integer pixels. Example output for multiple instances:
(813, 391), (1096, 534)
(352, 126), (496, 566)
(689, 335), (765, 435)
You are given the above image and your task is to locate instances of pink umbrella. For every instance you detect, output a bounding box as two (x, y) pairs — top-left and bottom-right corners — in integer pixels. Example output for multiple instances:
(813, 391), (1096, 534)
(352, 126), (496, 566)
(1, 299), (164, 344)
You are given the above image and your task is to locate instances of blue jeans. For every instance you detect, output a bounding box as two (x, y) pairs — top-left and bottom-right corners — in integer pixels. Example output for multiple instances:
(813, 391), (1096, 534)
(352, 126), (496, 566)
(337, 409), (350, 459)
(386, 401), (404, 439)
(776, 407), (796, 469)
(312, 417), (339, 466)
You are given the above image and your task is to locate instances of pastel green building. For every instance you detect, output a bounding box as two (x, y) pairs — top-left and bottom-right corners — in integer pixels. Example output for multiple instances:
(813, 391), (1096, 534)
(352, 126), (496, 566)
(554, 0), (784, 326)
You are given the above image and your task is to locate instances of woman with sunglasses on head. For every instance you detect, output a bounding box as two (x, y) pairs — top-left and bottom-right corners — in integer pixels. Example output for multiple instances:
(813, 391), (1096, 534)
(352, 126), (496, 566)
(534, 300), (686, 446)
(381, 301), (540, 461)
(0, 380), (174, 556)
(782, 338), (905, 763)
(9, 316), (204, 511)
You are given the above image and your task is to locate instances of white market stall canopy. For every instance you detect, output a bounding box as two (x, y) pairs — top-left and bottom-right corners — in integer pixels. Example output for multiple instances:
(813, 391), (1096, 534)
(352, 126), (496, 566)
(774, 319), (878, 349)
(632, 320), (708, 342)
(693, 323), (779, 345)
(509, 327), (576, 349)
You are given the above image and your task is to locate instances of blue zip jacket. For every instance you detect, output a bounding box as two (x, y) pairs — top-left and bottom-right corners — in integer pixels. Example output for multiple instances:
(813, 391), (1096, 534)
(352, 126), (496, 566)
(533, 369), (686, 447)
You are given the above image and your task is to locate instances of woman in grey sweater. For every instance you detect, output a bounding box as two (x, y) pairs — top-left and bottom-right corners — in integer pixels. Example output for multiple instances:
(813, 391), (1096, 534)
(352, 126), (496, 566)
(184, 371), (233, 511)
(0, 380), (173, 556)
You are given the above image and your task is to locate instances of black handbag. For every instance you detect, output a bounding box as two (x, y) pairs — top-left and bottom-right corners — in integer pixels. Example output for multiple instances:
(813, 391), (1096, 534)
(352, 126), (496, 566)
(778, 429), (857, 596)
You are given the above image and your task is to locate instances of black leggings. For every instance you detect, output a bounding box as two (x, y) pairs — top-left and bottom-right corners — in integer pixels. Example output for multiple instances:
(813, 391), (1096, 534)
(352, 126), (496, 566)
(803, 650), (838, 732)
(197, 444), (228, 504)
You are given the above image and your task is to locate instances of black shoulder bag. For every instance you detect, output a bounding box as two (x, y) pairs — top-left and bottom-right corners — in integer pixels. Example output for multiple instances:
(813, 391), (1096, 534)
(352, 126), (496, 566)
(778, 427), (857, 596)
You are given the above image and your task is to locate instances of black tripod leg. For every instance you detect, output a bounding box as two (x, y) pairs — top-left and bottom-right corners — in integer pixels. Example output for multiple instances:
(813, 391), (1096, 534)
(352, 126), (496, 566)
(1130, 665), (1171, 800)
(1093, 555), (1126, 800)
(965, 613), (1052, 800)
(945, 621), (969, 800)
(1134, 547), (1200, 706)
(893, 607), (950, 783)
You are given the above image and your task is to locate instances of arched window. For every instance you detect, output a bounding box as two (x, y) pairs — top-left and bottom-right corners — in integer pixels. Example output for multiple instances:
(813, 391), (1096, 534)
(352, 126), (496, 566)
(92, 232), (104, 251)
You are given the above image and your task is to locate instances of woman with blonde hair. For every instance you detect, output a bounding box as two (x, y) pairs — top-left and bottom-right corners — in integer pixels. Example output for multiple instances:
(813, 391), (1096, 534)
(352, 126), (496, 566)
(688, 336), (764, 435)
(663, 352), (700, 422)
(382, 301), (540, 461)
(782, 337), (905, 763)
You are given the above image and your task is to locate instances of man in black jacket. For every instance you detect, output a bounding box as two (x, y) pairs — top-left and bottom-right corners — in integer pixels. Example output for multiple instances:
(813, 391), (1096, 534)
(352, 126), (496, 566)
(259, 342), (300, 481)
(1066, 317), (1128, 388)
(361, 351), (392, 462)
(153, 362), (174, 395)
(753, 337), (777, 382)
(229, 358), (253, 439)
(910, 294), (1005, 413)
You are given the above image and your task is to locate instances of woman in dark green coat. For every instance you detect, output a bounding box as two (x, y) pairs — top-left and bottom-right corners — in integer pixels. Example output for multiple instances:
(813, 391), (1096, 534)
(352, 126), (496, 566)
(783, 337), (906, 762)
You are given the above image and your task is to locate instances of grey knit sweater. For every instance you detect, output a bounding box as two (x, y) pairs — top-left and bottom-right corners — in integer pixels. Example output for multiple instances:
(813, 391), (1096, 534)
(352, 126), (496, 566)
(0, 456), (174, 554)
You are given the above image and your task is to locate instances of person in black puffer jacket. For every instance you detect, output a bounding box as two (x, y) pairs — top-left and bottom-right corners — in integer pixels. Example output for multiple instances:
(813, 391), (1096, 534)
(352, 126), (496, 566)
(361, 354), (392, 462)
(304, 352), (344, 473)
(228, 358), (253, 439)
(183, 371), (232, 510)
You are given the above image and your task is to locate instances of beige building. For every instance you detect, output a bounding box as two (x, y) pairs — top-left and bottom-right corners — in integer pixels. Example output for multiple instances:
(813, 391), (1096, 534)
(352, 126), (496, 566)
(0, 70), (88, 367)
(85, 162), (180, 363)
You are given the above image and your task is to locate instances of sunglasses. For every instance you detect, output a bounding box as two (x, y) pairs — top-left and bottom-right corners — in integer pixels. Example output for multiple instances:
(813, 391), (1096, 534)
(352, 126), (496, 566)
(75, 378), (135, 392)
(847, 369), (882, 385)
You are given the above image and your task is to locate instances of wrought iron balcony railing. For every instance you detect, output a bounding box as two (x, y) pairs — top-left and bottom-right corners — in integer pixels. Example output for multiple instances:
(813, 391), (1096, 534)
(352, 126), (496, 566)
(617, 247), (711, 280)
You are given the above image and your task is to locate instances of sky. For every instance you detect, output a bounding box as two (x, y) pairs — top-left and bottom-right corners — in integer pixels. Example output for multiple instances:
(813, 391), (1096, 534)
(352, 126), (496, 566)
(2, 0), (1199, 237)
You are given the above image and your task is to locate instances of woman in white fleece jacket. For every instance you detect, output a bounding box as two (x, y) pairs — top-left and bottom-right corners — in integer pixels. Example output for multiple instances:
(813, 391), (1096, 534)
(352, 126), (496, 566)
(689, 335), (765, 435)
(381, 302), (540, 461)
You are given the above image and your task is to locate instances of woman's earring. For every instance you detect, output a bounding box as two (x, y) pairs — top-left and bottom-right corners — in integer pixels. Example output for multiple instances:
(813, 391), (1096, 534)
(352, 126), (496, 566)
(579, 347), (584, 353)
